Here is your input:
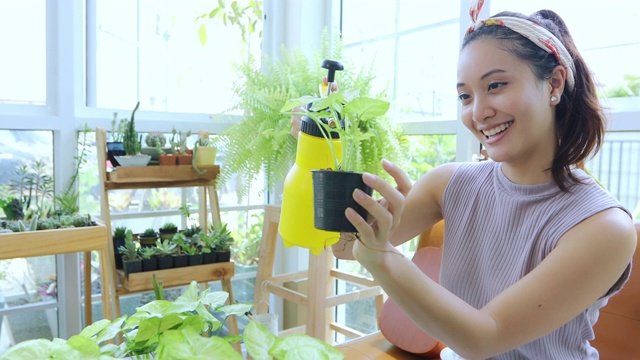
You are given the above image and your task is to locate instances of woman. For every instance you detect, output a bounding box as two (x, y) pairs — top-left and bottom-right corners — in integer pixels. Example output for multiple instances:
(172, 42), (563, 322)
(327, 3), (637, 359)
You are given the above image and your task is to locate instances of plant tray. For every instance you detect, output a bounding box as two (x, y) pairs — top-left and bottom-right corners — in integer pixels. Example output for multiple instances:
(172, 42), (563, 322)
(108, 165), (218, 182)
(116, 261), (234, 293)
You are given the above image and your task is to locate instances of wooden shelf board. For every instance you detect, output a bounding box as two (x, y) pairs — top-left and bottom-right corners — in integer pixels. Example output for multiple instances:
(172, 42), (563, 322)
(106, 165), (219, 189)
(117, 261), (235, 293)
(0, 224), (108, 260)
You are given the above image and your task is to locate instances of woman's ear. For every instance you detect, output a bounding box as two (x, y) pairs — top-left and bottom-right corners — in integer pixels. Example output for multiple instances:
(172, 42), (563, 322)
(549, 65), (567, 103)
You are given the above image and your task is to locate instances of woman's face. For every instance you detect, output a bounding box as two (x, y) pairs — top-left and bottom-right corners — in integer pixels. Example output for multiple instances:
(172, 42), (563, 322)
(457, 38), (557, 167)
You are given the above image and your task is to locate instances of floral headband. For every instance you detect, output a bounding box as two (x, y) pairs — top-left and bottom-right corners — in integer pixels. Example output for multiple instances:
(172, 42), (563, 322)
(466, 0), (576, 92)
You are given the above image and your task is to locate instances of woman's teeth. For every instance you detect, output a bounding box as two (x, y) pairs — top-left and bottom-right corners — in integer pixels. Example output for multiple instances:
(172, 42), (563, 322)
(482, 122), (512, 137)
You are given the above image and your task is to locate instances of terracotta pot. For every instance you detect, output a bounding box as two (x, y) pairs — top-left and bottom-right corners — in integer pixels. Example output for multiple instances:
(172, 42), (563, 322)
(175, 154), (193, 165)
(158, 155), (175, 165)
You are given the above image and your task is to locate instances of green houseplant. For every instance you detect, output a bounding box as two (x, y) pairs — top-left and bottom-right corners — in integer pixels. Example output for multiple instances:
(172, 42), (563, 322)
(154, 239), (176, 269)
(114, 101), (151, 166)
(169, 127), (193, 165)
(0, 281), (344, 359)
(158, 221), (178, 241)
(214, 36), (405, 199)
(281, 88), (392, 233)
(118, 229), (141, 276)
(192, 130), (217, 174)
(210, 222), (234, 263)
(112, 226), (128, 269)
(138, 227), (158, 248)
(139, 246), (158, 272)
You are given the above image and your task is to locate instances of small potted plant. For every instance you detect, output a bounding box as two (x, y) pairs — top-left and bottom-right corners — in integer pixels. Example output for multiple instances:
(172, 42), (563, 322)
(141, 132), (171, 162)
(158, 222), (178, 241)
(192, 130), (217, 174)
(140, 246), (158, 272)
(115, 101), (151, 167)
(169, 128), (192, 165)
(197, 231), (217, 264)
(118, 229), (141, 277)
(170, 233), (189, 268)
(210, 222), (234, 263)
(112, 225), (128, 269)
(154, 239), (176, 270)
(138, 227), (159, 248)
(183, 241), (203, 266)
(107, 113), (127, 166)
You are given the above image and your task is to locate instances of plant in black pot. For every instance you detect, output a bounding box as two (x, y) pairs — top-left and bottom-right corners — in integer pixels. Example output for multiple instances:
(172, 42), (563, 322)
(138, 227), (159, 248)
(140, 246), (158, 272)
(183, 241), (204, 267)
(154, 239), (176, 270)
(282, 72), (392, 233)
(118, 229), (141, 277)
(210, 222), (234, 263)
(158, 222), (178, 241)
(112, 226), (128, 269)
(170, 233), (189, 268)
(197, 231), (217, 264)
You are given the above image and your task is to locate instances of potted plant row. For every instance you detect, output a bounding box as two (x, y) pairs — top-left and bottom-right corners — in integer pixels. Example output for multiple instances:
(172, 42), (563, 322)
(117, 221), (236, 276)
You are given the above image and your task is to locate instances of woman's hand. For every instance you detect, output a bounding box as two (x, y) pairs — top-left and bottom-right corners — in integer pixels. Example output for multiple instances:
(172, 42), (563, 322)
(346, 160), (413, 265)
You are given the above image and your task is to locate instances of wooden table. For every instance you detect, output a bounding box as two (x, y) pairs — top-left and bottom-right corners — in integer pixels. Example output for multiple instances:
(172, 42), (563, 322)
(0, 223), (112, 325)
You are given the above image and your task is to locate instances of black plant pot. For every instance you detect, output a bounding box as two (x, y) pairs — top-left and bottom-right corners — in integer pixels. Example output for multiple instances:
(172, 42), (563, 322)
(113, 237), (125, 269)
(203, 252), (216, 264)
(188, 254), (204, 266)
(173, 254), (188, 268)
(107, 141), (126, 167)
(311, 170), (373, 233)
(216, 251), (231, 263)
(123, 259), (142, 278)
(142, 257), (158, 272)
(157, 255), (173, 270)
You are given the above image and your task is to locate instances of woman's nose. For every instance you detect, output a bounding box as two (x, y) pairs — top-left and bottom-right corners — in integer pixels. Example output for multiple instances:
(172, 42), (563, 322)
(472, 96), (495, 123)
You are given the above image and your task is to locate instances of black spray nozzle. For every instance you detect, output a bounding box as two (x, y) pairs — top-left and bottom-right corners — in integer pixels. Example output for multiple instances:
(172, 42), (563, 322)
(321, 59), (344, 96)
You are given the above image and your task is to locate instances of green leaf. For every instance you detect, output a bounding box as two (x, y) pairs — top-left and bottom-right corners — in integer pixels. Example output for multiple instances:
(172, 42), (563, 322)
(94, 316), (126, 344)
(217, 302), (253, 317)
(244, 320), (279, 360)
(79, 318), (112, 339)
(271, 334), (344, 360)
(135, 316), (161, 345)
(156, 328), (243, 360)
(198, 23), (207, 47)
(343, 97), (390, 120)
(66, 335), (102, 358)
(0, 339), (83, 360)
(202, 290), (229, 308)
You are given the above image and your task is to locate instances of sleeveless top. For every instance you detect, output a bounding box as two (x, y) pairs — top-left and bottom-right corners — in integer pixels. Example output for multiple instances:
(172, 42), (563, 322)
(440, 161), (632, 359)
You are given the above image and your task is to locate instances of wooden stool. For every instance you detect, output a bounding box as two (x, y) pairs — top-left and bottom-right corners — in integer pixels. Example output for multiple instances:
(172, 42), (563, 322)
(253, 205), (385, 343)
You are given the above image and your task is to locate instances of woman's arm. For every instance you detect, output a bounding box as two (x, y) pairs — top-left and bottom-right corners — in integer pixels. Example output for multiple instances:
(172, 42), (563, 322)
(331, 161), (458, 260)
(348, 173), (637, 359)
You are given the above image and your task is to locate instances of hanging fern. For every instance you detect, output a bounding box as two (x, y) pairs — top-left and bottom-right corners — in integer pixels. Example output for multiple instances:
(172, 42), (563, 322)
(215, 34), (405, 199)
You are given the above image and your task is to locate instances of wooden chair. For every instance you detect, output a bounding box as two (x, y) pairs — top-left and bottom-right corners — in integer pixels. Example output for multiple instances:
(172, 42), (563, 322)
(253, 205), (386, 343)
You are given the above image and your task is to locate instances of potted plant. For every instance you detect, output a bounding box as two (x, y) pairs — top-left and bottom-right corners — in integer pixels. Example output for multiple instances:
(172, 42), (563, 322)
(183, 241), (204, 266)
(169, 127), (192, 165)
(138, 227), (158, 248)
(115, 101), (151, 167)
(118, 229), (141, 277)
(140, 246), (158, 272)
(213, 40), (405, 199)
(210, 222), (234, 263)
(170, 232), (189, 268)
(282, 87), (390, 232)
(192, 130), (217, 174)
(112, 225), (128, 269)
(154, 239), (176, 269)
(158, 221), (178, 241)
(197, 231), (218, 264)
(140, 131), (171, 162)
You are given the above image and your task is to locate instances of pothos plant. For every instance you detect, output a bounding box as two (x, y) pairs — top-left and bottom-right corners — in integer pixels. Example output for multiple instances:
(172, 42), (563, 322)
(281, 89), (395, 173)
(0, 281), (343, 360)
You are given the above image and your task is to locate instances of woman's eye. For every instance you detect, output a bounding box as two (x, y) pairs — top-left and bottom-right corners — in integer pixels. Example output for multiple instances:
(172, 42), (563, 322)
(458, 93), (470, 102)
(488, 82), (506, 91)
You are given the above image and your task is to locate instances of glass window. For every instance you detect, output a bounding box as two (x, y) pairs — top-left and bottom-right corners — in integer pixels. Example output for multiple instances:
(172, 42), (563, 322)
(92, 0), (261, 114)
(341, 0), (460, 123)
(0, 130), (56, 352)
(490, 0), (640, 99)
(0, 1), (46, 105)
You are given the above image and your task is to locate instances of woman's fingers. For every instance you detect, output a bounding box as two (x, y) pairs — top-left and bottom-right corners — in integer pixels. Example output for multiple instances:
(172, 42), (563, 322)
(382, 159), (412, 195)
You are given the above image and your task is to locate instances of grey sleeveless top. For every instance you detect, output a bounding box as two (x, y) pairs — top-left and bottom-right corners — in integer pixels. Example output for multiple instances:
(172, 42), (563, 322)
(441, 161), (632, 359)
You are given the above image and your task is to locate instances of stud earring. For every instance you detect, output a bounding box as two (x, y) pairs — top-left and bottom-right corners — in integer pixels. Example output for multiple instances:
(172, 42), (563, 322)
(551, 96), (558, 102)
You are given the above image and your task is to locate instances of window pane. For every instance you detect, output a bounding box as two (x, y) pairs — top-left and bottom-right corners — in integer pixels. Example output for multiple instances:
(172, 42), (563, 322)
(587, 132), (640, 217)
(93, 0), (261, 113)
(342, 0), (460, 123)
(490, 0), (640, 98)
(0, 1), (46, 105)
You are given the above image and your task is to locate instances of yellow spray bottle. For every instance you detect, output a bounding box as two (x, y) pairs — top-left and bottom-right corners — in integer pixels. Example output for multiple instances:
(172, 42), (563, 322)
(279, 60), (344, 255)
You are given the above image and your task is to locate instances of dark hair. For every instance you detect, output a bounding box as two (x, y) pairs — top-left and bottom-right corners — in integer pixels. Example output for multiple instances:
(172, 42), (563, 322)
(462, 10), (605, 192)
